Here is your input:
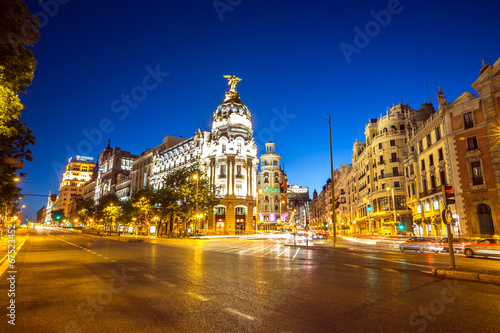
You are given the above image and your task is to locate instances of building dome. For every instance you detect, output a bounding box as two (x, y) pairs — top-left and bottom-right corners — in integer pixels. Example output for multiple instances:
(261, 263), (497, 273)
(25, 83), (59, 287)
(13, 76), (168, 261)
(212, 76), (253, 136)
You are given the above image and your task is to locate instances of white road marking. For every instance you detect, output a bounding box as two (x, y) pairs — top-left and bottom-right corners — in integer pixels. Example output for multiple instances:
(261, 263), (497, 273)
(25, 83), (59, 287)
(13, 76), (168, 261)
(160, 281), (176, 287)
(344, 264), (360, 268)
(421, 270), (433, 274)
(187, 292), (208, 301)
(382, 268), (398, 273)
(144, 274), (155, 279)
(276, 248), (290, 257)
(225, 308), (255, 320)
(292, 248), (301, 260)
(247, 244), (274, 255)
(262, 245), (282, 257)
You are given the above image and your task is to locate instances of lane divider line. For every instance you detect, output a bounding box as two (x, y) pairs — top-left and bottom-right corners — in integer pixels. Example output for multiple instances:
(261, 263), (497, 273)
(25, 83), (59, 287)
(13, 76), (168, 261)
(225, 308), (255, 320)
(187, 292), (208, 301)
(292, 248), (301, 260)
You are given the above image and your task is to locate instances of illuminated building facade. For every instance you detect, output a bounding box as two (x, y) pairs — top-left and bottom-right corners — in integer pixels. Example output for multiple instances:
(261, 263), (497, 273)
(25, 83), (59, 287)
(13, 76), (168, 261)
(256, 142), (288, 231)
(148, 76), (259, 235)
(56, 156), (96, 222)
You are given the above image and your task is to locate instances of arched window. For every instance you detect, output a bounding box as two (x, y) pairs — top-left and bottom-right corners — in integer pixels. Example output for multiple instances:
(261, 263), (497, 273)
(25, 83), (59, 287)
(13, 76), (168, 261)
(478, 204), (495, 235)
(383, 127), (388, 133)
(235, 206), (246, 215)
(264, 178), (269, 183)
(275, 205), (279, 211)
(400, 124), (405, 131)
(275, 177), (279, 183)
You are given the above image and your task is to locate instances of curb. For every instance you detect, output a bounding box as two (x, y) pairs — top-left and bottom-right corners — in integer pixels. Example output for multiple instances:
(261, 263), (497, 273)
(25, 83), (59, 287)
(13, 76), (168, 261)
(432, 268), (500, 285)
(0, 234), (29, 278)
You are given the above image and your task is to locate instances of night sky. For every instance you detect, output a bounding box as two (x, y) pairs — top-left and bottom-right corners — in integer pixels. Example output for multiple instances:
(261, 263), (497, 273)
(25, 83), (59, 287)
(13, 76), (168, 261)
(18, 0), (500, 220)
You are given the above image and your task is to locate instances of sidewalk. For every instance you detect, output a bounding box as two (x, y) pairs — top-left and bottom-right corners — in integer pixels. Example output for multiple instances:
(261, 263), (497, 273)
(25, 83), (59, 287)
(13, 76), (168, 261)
(432, 267), (500, 285)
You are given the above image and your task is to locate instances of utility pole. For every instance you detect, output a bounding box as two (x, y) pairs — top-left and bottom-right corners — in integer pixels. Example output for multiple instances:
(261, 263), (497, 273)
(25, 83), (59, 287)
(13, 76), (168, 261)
(328, 116), (337, 246)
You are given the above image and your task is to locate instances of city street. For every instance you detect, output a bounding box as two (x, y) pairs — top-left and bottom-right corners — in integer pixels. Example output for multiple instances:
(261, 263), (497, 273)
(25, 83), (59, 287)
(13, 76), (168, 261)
(1, 228), (499, 333)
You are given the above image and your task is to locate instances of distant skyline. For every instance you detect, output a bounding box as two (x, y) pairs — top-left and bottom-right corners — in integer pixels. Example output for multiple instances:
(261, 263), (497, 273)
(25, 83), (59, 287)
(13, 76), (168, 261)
(17, 0), (500, 220)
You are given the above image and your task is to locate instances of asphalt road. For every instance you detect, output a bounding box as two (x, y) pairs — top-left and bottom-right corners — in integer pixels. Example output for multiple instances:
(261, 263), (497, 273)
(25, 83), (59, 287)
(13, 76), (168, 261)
(1, 228), (499, 333)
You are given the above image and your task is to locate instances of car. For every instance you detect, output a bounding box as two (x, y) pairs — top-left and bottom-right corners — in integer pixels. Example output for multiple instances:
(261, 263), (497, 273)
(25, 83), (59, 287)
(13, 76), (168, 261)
(399, 237), (442, 253)
(463, 238), (500, 258)
(437, 237), (476, 253)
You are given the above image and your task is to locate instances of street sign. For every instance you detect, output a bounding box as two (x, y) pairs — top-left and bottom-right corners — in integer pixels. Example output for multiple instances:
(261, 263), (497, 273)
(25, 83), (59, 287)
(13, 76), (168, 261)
(442, 209), (453, 225)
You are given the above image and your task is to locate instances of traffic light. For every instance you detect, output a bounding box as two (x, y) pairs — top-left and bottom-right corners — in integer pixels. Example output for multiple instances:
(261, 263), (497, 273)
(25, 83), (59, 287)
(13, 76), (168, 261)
(50, 194), (57, 201)
(306, 217), (310, 224)
(442, 185), (455, 206)
(55, 215), (61, 221)
(398, 223), (404, 230)
(280, 183), (285, 193)
(367, 205), (372, 212)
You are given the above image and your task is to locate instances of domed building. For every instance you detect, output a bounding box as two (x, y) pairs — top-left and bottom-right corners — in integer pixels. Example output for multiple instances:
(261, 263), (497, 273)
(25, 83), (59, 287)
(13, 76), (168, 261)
(147, 76), (259, 235)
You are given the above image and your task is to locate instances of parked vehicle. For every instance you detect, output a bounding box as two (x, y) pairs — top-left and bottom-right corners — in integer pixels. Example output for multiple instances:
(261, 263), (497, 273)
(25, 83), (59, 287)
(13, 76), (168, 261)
(399, 237), (442, 253)
(463, 238), (500, 258)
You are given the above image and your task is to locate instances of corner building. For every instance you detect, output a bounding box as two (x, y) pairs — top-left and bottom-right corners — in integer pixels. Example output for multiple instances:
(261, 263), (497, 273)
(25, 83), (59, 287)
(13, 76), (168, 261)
(149, 77), (259, 235)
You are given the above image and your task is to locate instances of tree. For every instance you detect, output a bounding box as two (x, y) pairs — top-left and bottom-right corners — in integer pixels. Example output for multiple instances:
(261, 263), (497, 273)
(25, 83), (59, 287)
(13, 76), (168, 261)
(50, 209), (66, 223)
(0, 118), (35, 211)
(0, 0), (39, 214)
(76, 198), (95, 226)
(160, 164), (220, 235)
(94, 193), (119, 221)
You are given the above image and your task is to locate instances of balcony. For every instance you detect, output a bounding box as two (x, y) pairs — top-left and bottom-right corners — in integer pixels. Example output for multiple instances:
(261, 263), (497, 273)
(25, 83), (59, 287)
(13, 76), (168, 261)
(377, 160), (385, 166)
(418, 186), (441, 198)
(390, 158), (399, 163)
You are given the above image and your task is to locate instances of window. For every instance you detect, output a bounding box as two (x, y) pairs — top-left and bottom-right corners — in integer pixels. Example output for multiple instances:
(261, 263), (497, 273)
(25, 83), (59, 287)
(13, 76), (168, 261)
(471, 161), (483, 185)
(392, 167), (398, 176)
(379, 143), (382, 150)
(407, 185), (411, 198)
(419, 141), (423, 153)
(427, 134), (432, 148)
(391, 152), (397, 163)
(438, 148), (444, 161)
(435, 127), (441, 141)
(380, 169), (385, 178)
(381, 183), (386, 189)
(220, 165), (226, 177)
(236, 165), (242, 177)
(412, 184), (416, 196)
(429, 154), (434, 166)
(410, 165), (414, 175)
(467, 137), (478, 151)
(421, 159), (425, 171)
(274, 205), (278, 211)
(394, 181), (400, 188)
(379, 155), (384, 164)
(440, 170), (446, 185)
(222, 144), (226, 153)
(237, 144), (241, 154)
(405, 167), (409, 177)
(433, 200), (440, 210)
(430, 175), (436, 189)
(463, 112), (474, 129)
(264, 178), (269, 183)
(390, 139), (396, 147)
(235, 206), (245, 215)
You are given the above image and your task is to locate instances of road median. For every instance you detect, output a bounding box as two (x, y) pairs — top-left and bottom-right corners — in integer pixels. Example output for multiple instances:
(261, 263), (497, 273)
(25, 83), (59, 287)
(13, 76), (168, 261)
(432, 268), (500, 285)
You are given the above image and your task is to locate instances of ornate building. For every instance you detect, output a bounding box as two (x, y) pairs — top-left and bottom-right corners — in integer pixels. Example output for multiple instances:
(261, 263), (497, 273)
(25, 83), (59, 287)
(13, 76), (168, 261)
(256, 142), (288, 231)
(54, 156), (96, 223)
(148, 76), (259, 235)
(93, 142), (138, 203)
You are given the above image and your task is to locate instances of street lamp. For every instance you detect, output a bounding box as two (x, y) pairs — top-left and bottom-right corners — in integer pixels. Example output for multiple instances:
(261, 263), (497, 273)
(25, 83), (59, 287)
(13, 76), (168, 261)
(387, 187), (397, 234)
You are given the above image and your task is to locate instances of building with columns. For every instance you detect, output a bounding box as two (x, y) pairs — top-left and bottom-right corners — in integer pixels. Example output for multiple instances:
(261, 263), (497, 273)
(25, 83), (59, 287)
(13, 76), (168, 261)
(148, 76), (259, 235)
(256, 142), (288, 231)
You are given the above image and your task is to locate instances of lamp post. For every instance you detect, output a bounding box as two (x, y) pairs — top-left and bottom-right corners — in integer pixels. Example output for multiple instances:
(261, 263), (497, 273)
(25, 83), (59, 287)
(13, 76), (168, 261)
(387, 187), (397, 235)
(327, 116), (337, 246)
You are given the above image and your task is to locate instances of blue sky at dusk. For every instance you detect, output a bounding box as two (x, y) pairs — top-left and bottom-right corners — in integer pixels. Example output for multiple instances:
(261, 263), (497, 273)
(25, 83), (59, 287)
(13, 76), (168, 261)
(18, 0), (500, 219)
